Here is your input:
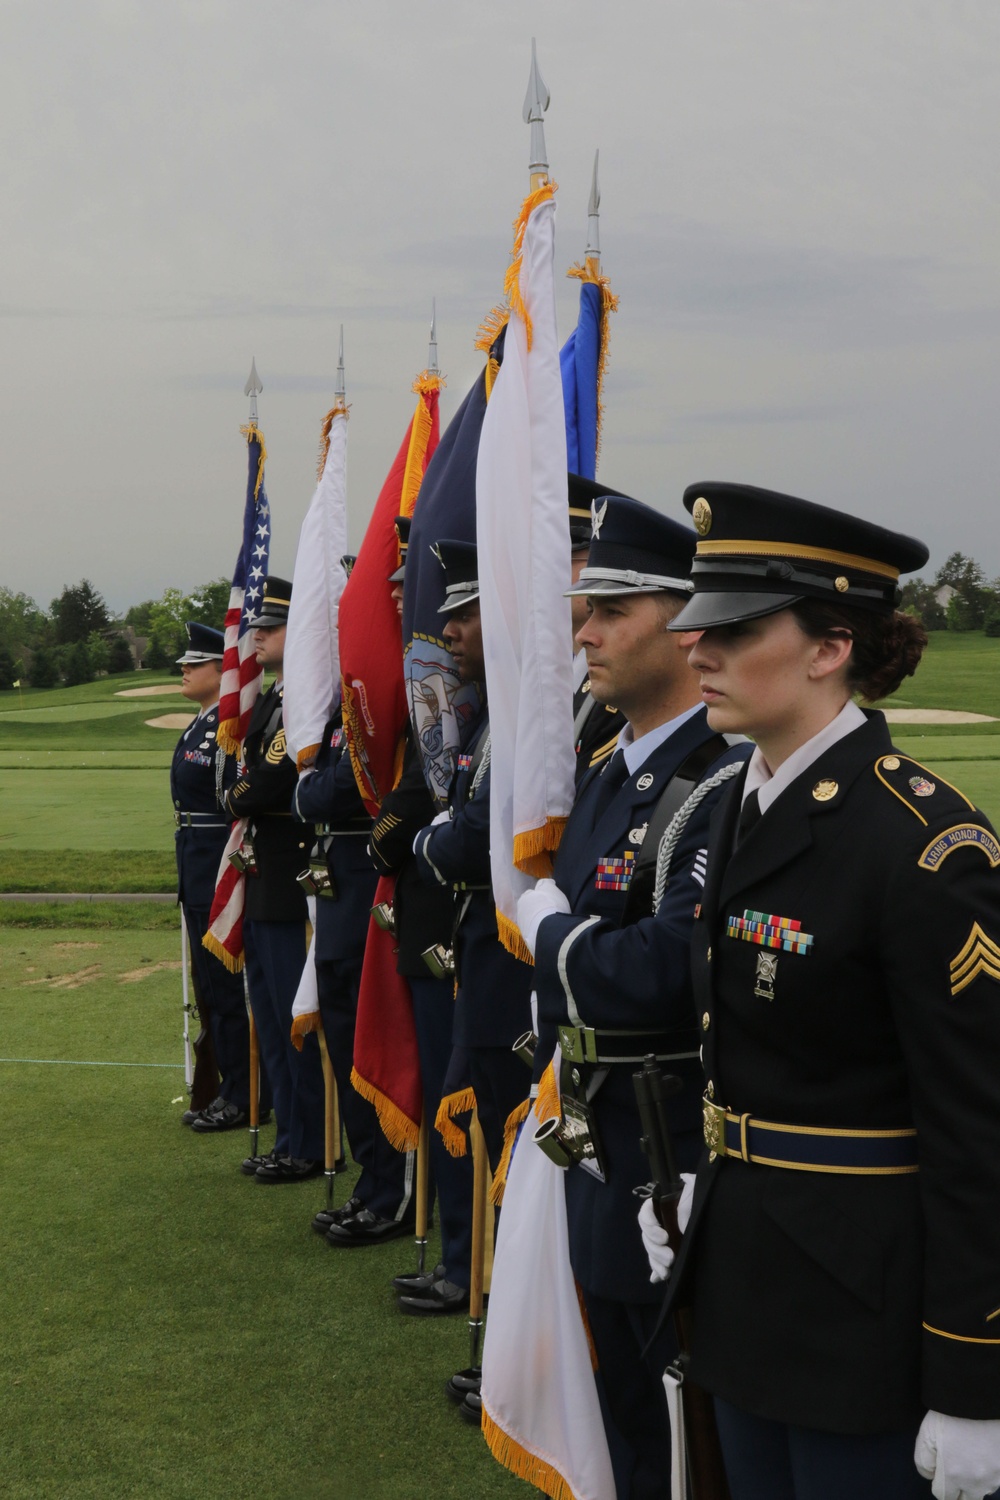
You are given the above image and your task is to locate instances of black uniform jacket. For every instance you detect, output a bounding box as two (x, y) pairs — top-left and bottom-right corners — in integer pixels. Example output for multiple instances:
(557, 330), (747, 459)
(369, 730), (455, 978)
(573, 673), (627, 787)
(534, 707), (750, 1304)
(667, 711), (1000, 1432)
(292, 709), (374, 966)
(224, 682), (312, 923)
(414, 712), (534, 1049)
(170, 703), (237, 908)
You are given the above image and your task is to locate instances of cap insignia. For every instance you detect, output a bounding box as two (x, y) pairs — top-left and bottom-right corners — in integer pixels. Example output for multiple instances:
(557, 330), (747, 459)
(591, 498), (608, 539)
(692, 497), (712, 537)
(835, 576), (849, 593)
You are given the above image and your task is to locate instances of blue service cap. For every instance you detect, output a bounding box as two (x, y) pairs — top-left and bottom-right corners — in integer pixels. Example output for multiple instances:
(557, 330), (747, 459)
(565, 495), (696, 598)
(176, 622), (225, 665)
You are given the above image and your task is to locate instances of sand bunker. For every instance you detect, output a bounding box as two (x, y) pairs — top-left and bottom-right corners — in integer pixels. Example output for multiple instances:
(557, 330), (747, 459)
(881, 709), (997, 724)
(145, 713), (196, 729)
(116, 684), (186, 698)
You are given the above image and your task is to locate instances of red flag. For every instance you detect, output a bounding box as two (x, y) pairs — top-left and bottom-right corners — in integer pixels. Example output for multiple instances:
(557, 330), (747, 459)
(202, 821), (247, 972)
(350, 875), (422, 1151)
(340, 374), (441, 815)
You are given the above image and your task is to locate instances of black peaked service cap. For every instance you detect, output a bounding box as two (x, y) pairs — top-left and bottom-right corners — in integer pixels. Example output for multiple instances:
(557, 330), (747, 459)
(434, 539), (479, 614)
(388, 516), (411, 584)
(246, 575), (292, 629)
(669, 482), (930, 631)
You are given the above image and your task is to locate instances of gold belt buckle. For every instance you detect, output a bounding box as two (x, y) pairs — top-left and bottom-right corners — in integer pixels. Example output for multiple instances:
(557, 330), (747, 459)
(703, 1097), (728, 1160)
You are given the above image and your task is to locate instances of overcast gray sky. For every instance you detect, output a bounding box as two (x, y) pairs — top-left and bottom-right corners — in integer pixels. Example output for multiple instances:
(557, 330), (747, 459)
(3, 0), (1000, 612)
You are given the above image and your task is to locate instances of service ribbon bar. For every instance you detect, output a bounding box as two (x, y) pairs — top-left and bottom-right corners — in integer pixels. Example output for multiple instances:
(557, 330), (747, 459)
(728, 910), (814, 955)
(595, 850), (635, 892)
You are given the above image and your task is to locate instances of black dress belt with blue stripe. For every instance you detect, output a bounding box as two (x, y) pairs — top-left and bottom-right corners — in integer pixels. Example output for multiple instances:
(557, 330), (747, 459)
(174, 811), (229, 829)
(703, 1098), (919, 1175)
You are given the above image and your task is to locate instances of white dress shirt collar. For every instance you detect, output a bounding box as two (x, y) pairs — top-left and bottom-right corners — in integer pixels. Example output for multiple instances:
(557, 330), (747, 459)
(742, 699), (867, 815)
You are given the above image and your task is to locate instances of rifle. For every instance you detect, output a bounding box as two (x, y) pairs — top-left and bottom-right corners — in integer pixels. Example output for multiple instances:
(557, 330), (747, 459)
(181, 907), (220, 1112)
(634, 1055), (731, 1500)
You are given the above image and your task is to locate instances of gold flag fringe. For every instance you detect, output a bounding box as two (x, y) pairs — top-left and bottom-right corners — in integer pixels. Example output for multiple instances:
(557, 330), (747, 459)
(201, 929), (244, 973)
(503, 180), (557, 352)
(490, 1098), (530, 1206)
(342, 680), (378, 809)
(216, 722), (242, 758)
(534, 1060), (560, 1126)
(295, 743), (321, 773)
(400, 375), (440, 517)
(574, 1279), (600, 1372)
(513, 815), (568, 879)
(496, 910), (535, 965)
(474, 303), (510, 355)
(565, 263), (619, 468)
(482, 1405), (581, 1500)
(290, 1011), (322, 1052)
(350, 1066), (421, 1153)
(315, 400), (349, 480)
(239, 422), (268, 500)
(434, 1087), (476, 1157)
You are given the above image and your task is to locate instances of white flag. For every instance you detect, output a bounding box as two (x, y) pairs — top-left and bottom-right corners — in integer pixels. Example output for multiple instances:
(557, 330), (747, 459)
(475, 186), (575, 960)
(284, 406), (349, 770)
(290, 895), (320, 1046)
(481, 1100), (615, 1500)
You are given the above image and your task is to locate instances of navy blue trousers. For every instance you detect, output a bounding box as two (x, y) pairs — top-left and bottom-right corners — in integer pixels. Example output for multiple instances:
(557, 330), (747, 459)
(583, 1291), (675, 1500)
(243, 919), (324, 1161)
(410, 976), (473, 1288)
(315, 954), (413, 1221)
(468, 1045), (530, 1177)
(184, 903), (259, 1112)
(713, 1400), (935, 1500)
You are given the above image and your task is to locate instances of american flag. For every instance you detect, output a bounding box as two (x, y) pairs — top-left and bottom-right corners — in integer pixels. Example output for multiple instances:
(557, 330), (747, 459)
(217, 422), (270, 756)
(202, 421), (271, 974)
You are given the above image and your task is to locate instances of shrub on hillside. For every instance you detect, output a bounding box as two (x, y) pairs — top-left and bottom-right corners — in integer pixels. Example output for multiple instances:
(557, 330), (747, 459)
(107, 636), (135, 674)
(29, 646), (60, 688)
(63, 641), (95, 686)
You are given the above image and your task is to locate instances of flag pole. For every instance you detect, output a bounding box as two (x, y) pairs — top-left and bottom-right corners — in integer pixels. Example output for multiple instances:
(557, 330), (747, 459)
(180, 907), (194, 1094)
(586, 148), (601, 278)
(523, 36), (550, 191)
(243, 357), (263, 1161)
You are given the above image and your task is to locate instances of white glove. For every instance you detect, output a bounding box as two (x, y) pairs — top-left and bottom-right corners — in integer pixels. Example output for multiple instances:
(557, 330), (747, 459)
(915, 1411), (1000, 1500)
(638, 1174), (695, 1283)
(516, 878), (572, 959)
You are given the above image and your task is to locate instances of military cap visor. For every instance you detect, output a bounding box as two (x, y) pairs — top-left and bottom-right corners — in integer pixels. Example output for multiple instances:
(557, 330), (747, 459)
(669, 482), (929, 631)
(433, 539), (480, 614)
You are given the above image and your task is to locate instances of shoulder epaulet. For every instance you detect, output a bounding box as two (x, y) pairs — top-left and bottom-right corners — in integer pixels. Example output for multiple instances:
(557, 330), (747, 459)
(588, 734), (620, 769)
(872, 753), (976, 828)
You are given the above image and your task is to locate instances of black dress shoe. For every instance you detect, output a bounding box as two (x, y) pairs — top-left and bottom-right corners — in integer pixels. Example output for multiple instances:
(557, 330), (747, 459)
(458, 1391), (482, 1427)
(191, 1100), (247, 1133)
(397, 1278), (469, 1316)
(392, 1262), (447, 1294)
(183, 1095), (224, 1126)
(241, 1147), (278, 1177)
(255, 1155), (323, 1184)
(445, 1366), (482, 1405)
(325, 1210), (414, 1247)
(312, 1195), (364, 1235)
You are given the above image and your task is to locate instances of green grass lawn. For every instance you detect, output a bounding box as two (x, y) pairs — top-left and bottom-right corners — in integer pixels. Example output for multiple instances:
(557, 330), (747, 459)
(0, 922), (520, 1500)
(887, 630), (1000, 719)
(0, 770), (174, 850)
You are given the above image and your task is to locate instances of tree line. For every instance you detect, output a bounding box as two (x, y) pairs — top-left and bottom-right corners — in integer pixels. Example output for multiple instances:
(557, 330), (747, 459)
(0, 550), (996, 693)
(0, 578), (230, 690)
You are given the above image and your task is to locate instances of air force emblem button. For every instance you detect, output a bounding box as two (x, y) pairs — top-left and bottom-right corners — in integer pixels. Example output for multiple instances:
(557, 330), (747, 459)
(636, 773), (654, 791)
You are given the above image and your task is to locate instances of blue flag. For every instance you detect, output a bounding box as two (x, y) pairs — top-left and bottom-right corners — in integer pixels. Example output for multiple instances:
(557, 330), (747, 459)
(560, 279), (602, 481)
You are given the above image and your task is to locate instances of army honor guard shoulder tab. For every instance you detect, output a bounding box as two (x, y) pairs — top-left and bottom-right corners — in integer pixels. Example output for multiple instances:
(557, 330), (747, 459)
(918, 824), (1000, 872)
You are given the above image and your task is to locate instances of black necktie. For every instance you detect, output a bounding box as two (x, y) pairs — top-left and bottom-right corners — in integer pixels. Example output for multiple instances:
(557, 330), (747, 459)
(593, 748), (630, 817)
(737, 788), (762, 845)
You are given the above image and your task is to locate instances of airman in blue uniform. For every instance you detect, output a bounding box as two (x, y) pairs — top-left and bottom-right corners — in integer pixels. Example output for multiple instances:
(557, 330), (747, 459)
(171, 622), (261, 1131)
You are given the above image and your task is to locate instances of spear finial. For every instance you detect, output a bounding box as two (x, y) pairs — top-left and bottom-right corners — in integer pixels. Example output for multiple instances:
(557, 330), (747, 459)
(244, 356), (262, 424)
(586, 150), (601, 274)
(335, 325), (346, 402)
(522, 38), (550, 190)
(428, 299), (438, 374)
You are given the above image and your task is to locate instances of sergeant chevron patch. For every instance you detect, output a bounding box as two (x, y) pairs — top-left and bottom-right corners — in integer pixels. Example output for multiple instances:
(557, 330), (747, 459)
(265, 729), (287, 764)
(919, 824), (1000, 872)
(949, 922), (1000, 996)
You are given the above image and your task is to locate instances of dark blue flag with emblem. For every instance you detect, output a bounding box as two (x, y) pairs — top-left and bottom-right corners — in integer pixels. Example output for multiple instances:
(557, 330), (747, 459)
(402, 337), (501, 807)
(560, 153), (618, 480)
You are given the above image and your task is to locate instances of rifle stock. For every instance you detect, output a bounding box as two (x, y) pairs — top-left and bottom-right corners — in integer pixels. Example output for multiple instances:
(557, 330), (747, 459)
(634, 1056), (731, 1500)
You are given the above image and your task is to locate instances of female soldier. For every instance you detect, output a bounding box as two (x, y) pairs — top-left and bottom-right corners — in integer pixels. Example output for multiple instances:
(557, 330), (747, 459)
(639, 482), (1000, 1500)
